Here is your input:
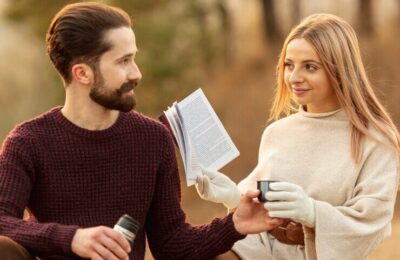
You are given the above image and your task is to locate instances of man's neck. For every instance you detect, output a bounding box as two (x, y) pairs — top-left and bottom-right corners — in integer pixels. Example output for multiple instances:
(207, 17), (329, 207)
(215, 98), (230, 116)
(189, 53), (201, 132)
(61, 85), (119, 131)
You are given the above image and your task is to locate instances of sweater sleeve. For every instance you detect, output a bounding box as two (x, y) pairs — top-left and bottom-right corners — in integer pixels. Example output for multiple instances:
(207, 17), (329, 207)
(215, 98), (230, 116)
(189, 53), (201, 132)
(305, 142), (399, 260)
(238, 125), (274, 193)
(145, 127), (245, 259)
(0, 129), (79, 256)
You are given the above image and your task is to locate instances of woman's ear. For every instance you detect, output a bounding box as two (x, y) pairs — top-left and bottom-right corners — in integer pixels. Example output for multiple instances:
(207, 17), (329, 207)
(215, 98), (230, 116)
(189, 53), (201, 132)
(71, 63), (93, 85)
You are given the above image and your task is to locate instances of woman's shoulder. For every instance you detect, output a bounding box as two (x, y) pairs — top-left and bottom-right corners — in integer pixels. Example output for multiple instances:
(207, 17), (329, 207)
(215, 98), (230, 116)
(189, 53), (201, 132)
(363, 126), (399, 165)
(261, 113), (300, 137)
(364, 125), (399, 153)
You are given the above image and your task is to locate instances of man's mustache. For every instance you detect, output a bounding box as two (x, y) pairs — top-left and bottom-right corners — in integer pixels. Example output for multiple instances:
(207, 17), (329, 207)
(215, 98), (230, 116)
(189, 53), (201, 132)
(118, 80), (137, 94)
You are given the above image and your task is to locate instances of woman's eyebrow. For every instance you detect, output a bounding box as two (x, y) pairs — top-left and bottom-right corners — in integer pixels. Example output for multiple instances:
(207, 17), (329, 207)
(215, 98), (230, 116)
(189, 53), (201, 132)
(285, 58), (321, 64)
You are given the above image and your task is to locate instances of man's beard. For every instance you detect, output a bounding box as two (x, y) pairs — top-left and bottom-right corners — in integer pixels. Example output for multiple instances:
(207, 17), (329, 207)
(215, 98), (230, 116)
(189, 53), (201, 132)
(89, 71), (137, 112)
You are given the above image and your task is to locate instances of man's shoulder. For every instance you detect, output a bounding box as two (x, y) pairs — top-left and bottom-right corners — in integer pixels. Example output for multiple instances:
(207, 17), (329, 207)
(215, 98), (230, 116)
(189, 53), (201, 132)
(124, 111), (170, 136)
(2, 107), (60, 148)
(11, 107), (60, 136)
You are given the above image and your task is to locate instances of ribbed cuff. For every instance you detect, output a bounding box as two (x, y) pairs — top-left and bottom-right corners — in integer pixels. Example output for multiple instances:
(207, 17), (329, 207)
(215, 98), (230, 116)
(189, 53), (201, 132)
(211, 213), (246, 251)
(52, 224), (80, 255)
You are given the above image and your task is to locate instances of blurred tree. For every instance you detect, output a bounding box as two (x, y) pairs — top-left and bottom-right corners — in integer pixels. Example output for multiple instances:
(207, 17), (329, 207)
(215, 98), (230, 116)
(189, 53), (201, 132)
(358, 0), (373, 36)
(260, 0), (281, 43)
(398, 0), (400, 33)
(215, 0), (232, 64)
(290, 0), (301, 29)
(5, 0), (78, 37)
(216, 1), (230, 34)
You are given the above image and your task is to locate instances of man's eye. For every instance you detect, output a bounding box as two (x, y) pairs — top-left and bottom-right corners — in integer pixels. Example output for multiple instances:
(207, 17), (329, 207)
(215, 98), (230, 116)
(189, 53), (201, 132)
(121, 57), (133, 65)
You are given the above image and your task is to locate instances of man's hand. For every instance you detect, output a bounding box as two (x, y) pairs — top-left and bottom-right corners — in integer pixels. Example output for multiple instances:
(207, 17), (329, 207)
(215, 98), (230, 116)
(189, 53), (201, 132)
(71, 226), (131, 260)
(196, 167), (241, 209)
(264, 181), (315, 227)
(232, 190), (283, 234)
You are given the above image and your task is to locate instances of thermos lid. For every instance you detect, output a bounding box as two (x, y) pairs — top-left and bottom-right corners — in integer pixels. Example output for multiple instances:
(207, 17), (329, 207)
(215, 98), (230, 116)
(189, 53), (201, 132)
(116, 214), (140, 233)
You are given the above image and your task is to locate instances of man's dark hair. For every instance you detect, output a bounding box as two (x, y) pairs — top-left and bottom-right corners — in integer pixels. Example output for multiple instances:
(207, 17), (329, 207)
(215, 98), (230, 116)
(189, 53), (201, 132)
(46, 2), (132, 84)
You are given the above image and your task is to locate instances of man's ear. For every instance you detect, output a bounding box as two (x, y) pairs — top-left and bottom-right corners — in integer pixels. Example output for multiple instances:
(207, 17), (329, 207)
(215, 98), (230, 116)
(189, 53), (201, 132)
(71, 63), (93, 85)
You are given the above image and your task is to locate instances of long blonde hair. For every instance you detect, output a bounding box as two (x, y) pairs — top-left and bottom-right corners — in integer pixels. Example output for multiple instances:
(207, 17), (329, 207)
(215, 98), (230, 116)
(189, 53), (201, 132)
(270, 13), (400, 163)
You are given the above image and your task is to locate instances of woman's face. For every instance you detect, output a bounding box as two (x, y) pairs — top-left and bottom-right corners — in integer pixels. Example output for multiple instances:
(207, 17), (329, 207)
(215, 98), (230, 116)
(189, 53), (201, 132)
(284, 38), (340, 113)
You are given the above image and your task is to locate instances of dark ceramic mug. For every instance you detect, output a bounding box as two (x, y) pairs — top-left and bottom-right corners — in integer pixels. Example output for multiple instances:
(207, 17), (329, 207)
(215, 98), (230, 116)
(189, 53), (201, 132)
(257, 180), (279, 202)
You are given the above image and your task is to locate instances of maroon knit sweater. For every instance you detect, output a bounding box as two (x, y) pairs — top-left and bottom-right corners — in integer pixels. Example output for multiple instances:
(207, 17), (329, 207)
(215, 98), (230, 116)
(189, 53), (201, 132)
(0, 107), (244, 259)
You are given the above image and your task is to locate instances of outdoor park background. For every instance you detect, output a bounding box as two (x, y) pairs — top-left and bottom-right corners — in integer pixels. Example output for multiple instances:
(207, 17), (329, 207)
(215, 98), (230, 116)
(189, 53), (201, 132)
(0, 0), (399, 259)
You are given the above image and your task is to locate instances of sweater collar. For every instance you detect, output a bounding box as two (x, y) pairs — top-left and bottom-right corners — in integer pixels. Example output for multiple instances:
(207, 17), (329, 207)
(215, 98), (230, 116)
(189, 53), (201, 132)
(299, 105), (347, 120)
(51, 106), (127, 139)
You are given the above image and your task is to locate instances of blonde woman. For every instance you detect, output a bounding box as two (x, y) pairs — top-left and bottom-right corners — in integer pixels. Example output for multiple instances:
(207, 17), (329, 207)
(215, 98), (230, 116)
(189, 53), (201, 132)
(196, 13), (400, 259)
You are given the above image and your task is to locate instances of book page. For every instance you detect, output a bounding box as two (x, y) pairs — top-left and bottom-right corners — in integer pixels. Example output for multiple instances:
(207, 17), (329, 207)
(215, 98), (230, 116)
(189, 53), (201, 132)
(175, 105), (201, 185)
(177, 89), (240, 172)
(164, 105), (199, 186)
(164, 106), (186, 168)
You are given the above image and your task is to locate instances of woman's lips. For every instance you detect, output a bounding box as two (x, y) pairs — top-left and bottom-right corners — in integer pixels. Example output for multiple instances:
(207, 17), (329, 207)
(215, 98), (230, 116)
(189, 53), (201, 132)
(293, 88), (310, 96)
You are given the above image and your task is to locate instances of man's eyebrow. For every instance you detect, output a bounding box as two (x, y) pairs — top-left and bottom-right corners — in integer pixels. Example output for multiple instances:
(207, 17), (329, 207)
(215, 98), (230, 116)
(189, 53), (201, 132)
(116, 50), (139, 61)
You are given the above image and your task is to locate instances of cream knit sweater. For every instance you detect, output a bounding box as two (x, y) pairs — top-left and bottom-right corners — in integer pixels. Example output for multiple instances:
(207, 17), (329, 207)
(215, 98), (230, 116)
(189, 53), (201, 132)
(233, 108), (399, 260)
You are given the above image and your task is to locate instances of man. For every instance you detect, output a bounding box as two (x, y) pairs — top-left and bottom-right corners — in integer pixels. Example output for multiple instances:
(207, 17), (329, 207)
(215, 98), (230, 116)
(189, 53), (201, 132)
(0, 2), (281, 259)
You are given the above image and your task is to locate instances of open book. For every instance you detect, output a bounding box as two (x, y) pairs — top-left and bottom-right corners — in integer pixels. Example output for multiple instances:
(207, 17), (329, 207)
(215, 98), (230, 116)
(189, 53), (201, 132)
(160, 88), (240, 186)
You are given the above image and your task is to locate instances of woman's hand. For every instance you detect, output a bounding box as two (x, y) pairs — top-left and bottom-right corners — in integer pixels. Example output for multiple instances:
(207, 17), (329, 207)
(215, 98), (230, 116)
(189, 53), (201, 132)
(195, 167), (241, 209)
(264, 182), (315, 227)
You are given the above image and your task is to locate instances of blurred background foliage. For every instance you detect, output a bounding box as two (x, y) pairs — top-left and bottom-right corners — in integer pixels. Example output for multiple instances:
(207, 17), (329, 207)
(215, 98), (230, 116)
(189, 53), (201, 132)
(0, 0), (400, 259)
(3, 0), (227, 113)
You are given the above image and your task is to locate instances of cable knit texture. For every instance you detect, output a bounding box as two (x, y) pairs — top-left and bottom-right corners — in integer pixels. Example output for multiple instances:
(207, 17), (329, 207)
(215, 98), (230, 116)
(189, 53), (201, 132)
(233, 107), (399, 260)
(0, 107), (244, 259)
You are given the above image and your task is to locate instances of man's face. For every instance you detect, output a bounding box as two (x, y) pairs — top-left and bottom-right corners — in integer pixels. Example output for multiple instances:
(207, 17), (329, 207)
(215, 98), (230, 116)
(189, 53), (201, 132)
(89, 27), (142, 112)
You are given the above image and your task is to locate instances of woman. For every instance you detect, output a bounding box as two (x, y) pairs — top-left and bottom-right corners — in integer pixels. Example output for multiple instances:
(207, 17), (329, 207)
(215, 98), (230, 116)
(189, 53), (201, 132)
(196, 13), (400, 259)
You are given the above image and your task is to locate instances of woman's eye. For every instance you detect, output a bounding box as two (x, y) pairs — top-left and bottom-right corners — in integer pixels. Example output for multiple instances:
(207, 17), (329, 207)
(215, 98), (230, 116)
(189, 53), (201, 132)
(305, 64), (317, 71)
(284, 62), (294, 70)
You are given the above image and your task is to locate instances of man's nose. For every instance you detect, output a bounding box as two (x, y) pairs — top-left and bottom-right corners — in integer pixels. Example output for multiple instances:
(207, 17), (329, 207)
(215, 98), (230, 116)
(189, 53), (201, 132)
(128, 63), (142, 81)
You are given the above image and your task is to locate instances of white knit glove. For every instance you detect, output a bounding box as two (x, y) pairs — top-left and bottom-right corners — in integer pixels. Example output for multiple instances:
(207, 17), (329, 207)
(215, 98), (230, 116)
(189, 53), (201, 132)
(195, 167), (241, 209)
(264, 182), (315, 227)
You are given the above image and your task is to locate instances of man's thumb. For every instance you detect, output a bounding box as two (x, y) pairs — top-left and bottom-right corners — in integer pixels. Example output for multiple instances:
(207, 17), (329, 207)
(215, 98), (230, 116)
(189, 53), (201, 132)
(242, 190), (260, 203)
